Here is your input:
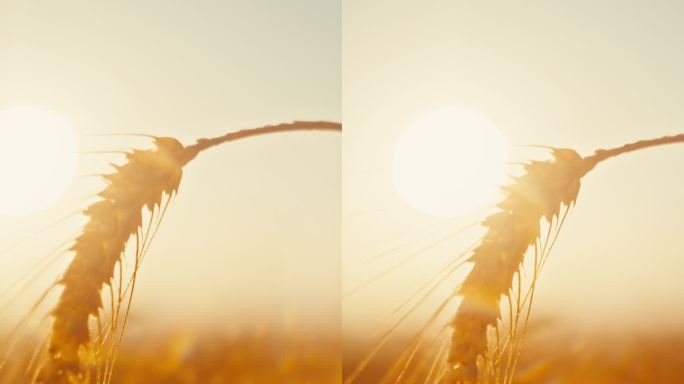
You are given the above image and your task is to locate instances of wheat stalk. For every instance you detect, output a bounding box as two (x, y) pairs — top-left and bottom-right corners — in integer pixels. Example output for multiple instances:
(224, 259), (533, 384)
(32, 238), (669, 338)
(442, 133), (684, 384)
(36, 121), (341, 384)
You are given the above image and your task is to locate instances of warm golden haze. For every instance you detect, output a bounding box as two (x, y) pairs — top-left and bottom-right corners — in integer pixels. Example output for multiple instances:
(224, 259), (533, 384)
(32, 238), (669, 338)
(1, 1), (341, 383)
(4, 0), (684, 383)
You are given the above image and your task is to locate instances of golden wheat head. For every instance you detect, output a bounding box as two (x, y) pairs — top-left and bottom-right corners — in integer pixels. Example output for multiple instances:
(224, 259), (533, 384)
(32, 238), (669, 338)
(442, 133), (684, 384)
(34, 121), (341, 384)
(37, 137), (186, 384)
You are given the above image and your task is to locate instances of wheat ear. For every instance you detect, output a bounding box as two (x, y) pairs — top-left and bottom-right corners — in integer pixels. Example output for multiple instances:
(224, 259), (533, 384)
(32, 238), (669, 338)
(442, 133), (684, 384)
(37, 121), (341, 384)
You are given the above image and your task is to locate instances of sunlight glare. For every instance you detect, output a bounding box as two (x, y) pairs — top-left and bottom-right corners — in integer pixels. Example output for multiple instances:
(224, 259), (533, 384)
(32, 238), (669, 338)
(393, 107), (509, 217)
(0, 107), (78, 215)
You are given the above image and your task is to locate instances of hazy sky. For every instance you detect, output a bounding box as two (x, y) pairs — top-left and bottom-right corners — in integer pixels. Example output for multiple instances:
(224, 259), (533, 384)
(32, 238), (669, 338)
(0, 0), (340, 331)
(2, 0), (683, 345)
(343, 0), (684, 335)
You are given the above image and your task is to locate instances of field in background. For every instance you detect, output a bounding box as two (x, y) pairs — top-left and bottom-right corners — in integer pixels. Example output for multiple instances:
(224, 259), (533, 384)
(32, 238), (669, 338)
(2, 325), (341, 384)
(343, 317), (684, 383)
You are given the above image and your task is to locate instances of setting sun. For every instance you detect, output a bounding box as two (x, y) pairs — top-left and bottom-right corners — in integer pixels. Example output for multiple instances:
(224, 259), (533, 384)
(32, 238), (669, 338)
(393, 107), (509, 217)
(0, 107), (78, 215)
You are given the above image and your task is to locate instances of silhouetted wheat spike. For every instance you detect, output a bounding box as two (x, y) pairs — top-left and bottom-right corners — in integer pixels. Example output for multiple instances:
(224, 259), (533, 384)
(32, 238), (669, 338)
(442, 133), (684, 384)
(37, 121), (340, 384)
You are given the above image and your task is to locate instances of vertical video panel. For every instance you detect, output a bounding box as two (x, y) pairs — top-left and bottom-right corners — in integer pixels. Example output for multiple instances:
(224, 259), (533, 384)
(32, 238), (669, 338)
(0, 1), (341, 383)
(343, 2), (684, 383)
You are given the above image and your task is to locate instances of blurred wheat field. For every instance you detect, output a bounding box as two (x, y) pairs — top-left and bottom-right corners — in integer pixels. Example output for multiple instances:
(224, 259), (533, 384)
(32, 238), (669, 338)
(3, 327), (341, 384)
(344, 319), (684, 384)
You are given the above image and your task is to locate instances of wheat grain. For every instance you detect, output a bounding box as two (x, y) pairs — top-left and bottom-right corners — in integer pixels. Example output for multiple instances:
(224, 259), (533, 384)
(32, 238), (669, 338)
(36, 137), (185, 384)
(441, 148), (586, 384)
(36, 121), (341, 384)
(442, 133), (684, 384)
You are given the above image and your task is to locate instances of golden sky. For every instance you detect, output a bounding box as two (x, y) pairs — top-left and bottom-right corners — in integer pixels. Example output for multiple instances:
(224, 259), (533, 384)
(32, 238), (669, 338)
(1, 0), (683, 342)
(343, 0), (684, 335)
(0, 0), (340, 331)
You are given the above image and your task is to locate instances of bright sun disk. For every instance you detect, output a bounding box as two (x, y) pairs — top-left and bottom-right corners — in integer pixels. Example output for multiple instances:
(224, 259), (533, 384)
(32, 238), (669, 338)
(0, 107), (78, 216)
(393, 107), (509, 217)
